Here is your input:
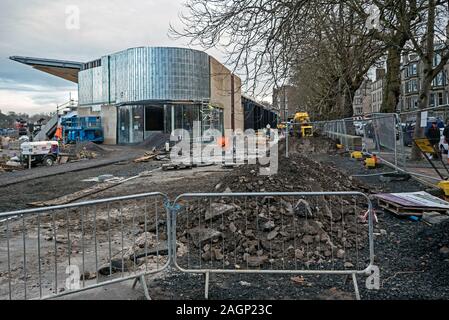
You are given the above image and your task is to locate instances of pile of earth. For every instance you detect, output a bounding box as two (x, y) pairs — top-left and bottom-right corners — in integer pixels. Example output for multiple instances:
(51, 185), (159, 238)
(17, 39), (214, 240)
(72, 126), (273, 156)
(60, 142), (107, 160)
(139, 133), (170, 150)
(293, 136), (340, 155)
(175, 153), (371, 270)
(216, 151), (369, 194)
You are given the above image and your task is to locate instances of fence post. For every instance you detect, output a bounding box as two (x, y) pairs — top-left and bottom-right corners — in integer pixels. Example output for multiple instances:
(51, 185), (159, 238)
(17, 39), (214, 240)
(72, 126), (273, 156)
(286, 122), (289, 158)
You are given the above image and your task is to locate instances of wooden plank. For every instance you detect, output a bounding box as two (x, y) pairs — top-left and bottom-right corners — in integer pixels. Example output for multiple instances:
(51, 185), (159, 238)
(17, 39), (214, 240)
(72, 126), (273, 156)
(377, 198), (447, 217)
(29, 181), (122, 207)
(378, 198), (448, 212)
(134, 154), (157, 163)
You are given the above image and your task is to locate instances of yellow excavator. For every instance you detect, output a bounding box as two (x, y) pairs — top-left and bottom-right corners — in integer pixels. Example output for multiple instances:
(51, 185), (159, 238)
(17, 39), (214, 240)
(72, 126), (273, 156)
(293, 112), (313, 137)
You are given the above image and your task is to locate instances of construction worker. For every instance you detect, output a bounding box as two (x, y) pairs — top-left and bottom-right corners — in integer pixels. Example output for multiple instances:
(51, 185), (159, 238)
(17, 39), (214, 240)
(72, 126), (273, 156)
(265, 124), (271, 139)
(443, 119), (449, 164)
(426, 121), (441, 160)
(54, 124), (63, 142)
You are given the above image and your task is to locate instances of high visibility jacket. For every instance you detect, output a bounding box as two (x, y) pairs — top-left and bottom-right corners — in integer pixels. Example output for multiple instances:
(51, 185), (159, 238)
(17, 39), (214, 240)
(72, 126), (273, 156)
(55, 126), (63, 140)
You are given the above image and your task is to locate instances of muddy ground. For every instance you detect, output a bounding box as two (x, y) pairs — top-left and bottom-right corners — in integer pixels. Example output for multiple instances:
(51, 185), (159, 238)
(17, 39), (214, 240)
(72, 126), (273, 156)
(141, 138), (449, 300)
(1, 137), (449, 300)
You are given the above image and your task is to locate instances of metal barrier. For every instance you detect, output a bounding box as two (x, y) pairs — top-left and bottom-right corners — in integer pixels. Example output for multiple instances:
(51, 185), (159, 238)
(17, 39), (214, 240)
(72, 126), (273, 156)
(312, 114), (402, 173)
(171, 192), (375, 300)
(0, 192), (170, 300)
(1, 191), (376, 300)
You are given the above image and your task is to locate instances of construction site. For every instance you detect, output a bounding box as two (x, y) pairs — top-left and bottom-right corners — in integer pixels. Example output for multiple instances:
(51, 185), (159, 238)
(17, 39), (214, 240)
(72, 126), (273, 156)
(1, 1), (449, 305)
(1, 107), (449, 300)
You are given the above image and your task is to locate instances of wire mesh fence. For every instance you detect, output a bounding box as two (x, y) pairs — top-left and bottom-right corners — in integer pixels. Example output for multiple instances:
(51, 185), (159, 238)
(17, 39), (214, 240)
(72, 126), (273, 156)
(309, 106), (449, 183)
(312, 114), (400, 168)
(172, 192), (375, 299)
(1, 190), (377, 300)
(0, 192), (169, 300)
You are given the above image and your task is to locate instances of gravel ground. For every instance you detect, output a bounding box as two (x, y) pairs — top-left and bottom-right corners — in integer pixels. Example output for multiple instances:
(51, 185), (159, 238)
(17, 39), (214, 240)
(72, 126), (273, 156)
(0, 159), (160, 212)
(0, 145), (147, 188)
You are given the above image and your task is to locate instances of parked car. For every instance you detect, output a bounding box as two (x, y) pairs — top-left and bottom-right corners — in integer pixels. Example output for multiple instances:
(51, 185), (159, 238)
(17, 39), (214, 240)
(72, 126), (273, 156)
(402, 119), (445, 148)
(354, 122), (365, 136)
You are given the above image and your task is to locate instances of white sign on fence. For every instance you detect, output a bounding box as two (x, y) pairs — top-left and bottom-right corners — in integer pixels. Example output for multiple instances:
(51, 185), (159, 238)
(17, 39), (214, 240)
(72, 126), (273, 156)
(421, 111), (428, 128)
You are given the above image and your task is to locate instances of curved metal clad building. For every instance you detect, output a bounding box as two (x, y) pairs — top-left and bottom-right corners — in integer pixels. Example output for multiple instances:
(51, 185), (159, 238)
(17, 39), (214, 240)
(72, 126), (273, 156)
(79, 47), (210, 106)
(11, 47), (278, 145)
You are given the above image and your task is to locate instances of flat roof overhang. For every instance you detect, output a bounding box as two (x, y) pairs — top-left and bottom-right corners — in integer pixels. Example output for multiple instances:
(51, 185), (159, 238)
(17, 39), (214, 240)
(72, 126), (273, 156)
(9, 56), (83, 83)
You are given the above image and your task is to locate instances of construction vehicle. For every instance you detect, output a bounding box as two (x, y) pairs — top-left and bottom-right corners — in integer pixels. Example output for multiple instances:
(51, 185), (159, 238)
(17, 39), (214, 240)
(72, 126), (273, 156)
(20, 141), (60, 167)
(15, 118), (28, 136)
(61, 116), (104, 144)
(293, 112), (313, 137)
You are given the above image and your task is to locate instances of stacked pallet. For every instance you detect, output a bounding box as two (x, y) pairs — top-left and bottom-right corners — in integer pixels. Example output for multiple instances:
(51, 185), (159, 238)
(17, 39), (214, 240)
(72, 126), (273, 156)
(375, 192), (449, 217)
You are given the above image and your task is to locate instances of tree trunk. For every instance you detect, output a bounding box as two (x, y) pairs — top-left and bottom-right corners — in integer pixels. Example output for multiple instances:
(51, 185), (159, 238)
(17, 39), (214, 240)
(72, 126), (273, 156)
(410, 0), (437, 161)
(381, 46), (402, 113)
(343, 87), (355, 119)
(410, 66), (434, 160)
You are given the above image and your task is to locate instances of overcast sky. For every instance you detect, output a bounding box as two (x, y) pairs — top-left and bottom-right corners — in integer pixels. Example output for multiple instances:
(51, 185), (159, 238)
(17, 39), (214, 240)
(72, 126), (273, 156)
(0, 0), (226, 115)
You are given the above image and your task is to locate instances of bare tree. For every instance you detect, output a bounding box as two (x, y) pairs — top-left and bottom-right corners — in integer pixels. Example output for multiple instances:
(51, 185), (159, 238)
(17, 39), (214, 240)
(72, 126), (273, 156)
(407, 0), (449, 159)
(346, 1), (422, 114)
(171, 0), (384, 118)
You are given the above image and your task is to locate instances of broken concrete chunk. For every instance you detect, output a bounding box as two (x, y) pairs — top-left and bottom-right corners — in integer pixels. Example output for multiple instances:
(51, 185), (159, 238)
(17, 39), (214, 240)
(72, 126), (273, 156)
(295, 249), (304, 259)
(280, 200), (294, 216)
(244, 229), (255, 238)
(246, 255), (268, 267)
(213, 248), (224, 260)
(267, 230), (278, 241)
(302, 235), (314, 245)
(423, 212), (449, 225)
(337, 249), (345, 259)
(440, 246), (449, 256)
(188, 227), (223, 247)
(130, 241), (170, 260)
(294, 199), (314, 218)
(205, 203), (235, 221)
(263, 220), (276, 231)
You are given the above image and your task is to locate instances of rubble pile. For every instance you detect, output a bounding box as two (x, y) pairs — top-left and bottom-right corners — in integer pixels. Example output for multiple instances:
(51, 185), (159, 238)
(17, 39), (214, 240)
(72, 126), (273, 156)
(294, 136), (340, 155)
(75, 142), (107, 160)
(216, 151), (368, 194)
(97, 232), (188, 275)
(78, 148), (98, 160)
(176, 152), (370, 268)
(59, 142), (106, 161)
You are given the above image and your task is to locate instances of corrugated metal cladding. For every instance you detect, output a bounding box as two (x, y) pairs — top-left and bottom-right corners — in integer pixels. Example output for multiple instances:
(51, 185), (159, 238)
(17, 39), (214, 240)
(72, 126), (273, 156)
(79, 47), (210, 106)
(242, 96), (278, 131)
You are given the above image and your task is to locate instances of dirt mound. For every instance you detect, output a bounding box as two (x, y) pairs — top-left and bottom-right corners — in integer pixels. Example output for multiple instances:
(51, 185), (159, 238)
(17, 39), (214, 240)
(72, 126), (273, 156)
(76, 141), (108, 154)
(139, 133), (170, 150)
(216, 152), (367, 194)
(294, 136), (339, 155)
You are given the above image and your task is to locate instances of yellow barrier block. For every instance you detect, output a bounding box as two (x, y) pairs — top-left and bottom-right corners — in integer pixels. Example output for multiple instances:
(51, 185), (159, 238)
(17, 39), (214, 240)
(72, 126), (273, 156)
(351, 151), (364, 159)
(438, 181), (449, 196)
(365, 158), (377, 168)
